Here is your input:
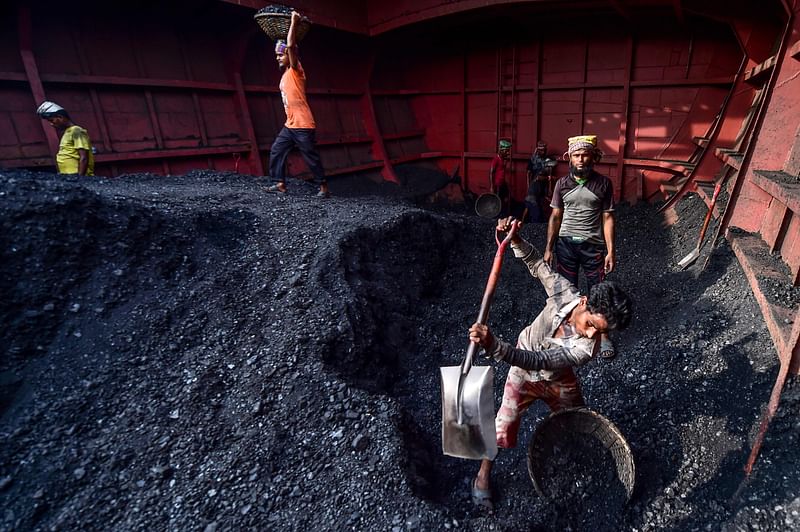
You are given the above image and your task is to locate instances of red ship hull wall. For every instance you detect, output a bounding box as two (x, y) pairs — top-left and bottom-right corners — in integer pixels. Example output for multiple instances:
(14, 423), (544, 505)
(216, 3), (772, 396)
(370, 16), (743, 204)
(1, 2), (375, 179)
(0, 1), (771, 207)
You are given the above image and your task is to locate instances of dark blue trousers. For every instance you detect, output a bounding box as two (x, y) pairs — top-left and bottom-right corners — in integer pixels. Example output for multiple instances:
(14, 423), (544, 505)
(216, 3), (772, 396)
(555, 237), (606, 293)
(269, 127), (327, 185)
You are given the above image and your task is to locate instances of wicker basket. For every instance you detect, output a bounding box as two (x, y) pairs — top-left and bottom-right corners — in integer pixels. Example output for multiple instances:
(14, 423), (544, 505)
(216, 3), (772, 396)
(254, 5), (312, 42)
(527, 407), (636, 502)
(475, 193), (501, 219)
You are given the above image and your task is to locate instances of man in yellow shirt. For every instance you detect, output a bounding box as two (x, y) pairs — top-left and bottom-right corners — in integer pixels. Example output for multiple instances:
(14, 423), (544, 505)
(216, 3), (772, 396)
(36, 101), (95, 176)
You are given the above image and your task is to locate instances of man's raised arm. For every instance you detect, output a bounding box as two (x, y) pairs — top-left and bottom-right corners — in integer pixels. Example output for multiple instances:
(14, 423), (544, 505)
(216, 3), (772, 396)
(286, 11), (301, 69)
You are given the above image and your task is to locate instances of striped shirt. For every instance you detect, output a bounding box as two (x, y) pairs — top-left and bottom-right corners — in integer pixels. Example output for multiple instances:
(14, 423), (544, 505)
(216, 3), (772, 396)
(483, 237), (598, 382)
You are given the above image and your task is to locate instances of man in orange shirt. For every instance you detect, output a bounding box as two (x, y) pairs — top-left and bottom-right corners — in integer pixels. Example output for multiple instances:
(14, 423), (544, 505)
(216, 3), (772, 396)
(267, 10), (329, 198)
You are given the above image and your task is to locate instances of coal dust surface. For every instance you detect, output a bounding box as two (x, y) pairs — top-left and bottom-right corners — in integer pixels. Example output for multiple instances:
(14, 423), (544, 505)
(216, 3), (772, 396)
(1, 169), (799, 531)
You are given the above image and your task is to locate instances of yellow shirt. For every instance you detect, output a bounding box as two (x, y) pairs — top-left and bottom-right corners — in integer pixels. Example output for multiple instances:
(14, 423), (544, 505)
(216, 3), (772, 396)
(56, 125), (95, 175)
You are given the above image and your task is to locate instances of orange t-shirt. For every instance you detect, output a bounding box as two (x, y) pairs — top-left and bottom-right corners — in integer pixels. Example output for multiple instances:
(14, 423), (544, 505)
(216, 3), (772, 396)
(279, 63), (316, 129)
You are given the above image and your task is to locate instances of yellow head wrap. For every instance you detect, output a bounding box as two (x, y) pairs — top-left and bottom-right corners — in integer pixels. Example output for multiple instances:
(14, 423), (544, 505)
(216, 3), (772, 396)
(563, 135), (603, 161)
(567, 135), (597, 154)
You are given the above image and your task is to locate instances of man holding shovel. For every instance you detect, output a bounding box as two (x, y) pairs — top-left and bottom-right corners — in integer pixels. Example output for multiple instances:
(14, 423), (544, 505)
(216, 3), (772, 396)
(467, 216), (632, 511)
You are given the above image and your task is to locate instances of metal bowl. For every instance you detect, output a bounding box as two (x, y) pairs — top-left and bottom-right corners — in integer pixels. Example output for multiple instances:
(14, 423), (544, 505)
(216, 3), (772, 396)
(475, 193), (501, 219)
(527, 407), (635, 502)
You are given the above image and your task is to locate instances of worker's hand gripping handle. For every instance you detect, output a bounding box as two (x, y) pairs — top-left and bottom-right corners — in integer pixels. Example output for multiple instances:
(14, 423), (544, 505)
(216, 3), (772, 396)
(462, 220), (521, 375)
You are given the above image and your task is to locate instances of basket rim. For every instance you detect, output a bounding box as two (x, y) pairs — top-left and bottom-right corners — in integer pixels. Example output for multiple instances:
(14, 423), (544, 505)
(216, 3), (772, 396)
(254, 11), (312, 24)
(475, 193), (501, 218)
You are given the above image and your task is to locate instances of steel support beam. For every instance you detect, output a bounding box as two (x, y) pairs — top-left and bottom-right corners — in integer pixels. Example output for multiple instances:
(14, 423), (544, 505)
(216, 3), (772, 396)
(495, 47), (501, 153)
(70, 28), (114, 155)
(672, 0), (685, 25)
(178, 34), (210, 149)
(131, 36), (170, 174)
(579, 38), (588, 135)
(1, 144), (252, 168)
(609, 0), (632, 21)
(361, 49), (399, 184)
(461, 50), (467, 190)
(18, 7), (59, 157)
(617, 35), (634, 201)
(533, 38), (541, 147)
(232, 72), (264, 175)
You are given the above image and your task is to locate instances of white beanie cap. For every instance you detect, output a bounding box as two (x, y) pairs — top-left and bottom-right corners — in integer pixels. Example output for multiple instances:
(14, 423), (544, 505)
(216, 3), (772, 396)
(36, 101), (65, 117)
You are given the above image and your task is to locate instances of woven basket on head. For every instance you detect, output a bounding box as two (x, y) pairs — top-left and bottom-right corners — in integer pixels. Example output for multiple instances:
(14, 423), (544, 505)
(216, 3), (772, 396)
(527, 407), (636, 502)
(254, 4), (312, 42)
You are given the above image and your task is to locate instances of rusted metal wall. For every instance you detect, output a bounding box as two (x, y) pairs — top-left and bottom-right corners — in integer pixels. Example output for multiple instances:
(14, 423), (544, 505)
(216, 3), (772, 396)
(726, 1), (800, 372)
(0, 0), (782, 209)
(0, 1), (376, 179)
(3, 2), (252, 175)
(370, 14), (743, 205)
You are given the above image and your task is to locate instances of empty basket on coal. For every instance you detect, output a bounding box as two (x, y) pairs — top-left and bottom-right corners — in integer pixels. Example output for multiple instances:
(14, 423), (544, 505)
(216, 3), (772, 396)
(254, 4), (312, 42)
(475, 193), (502, 219)
(527, 407), (635, 506)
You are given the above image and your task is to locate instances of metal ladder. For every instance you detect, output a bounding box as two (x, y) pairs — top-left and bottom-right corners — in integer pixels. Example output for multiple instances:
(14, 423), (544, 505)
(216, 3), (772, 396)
(496, 45), (517, 181)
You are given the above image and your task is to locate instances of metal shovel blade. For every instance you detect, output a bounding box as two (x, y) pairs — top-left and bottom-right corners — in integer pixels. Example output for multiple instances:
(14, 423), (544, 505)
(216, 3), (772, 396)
(440, 365), (498, 460)
(677, 247), (700, 269)
(677, 182), (723, 270)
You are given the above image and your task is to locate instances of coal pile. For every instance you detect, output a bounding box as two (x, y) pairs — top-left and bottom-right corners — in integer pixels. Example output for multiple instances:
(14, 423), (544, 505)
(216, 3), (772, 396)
(1, 169), (798, 531)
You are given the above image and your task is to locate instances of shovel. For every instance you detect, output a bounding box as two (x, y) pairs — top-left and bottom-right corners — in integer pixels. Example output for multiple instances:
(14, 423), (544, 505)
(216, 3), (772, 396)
(440, 220), (520, 460)
(677, 182), (722, 269)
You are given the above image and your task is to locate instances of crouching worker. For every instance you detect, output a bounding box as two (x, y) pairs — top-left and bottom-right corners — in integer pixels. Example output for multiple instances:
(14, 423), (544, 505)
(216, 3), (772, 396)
(36, 101), (95, 176)
(467, 216), (632, 512)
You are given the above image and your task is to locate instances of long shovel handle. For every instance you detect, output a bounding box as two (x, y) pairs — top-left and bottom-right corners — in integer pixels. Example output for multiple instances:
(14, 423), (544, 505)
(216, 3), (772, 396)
(461, 220), (520, 376)
(695, 182), (722, 247)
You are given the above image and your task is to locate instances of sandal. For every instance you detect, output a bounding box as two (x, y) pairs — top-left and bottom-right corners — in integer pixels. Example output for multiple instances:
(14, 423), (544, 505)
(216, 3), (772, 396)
(266, 184), (287, 193)
(471, 479), (494, 512)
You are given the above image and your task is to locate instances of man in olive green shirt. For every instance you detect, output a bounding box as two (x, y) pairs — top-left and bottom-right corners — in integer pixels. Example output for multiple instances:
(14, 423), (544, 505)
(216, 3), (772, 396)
(37, 101), (95, 176)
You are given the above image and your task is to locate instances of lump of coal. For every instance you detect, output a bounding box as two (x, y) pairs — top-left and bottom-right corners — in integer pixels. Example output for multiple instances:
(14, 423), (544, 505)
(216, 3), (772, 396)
(256, 4), (292, 15)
